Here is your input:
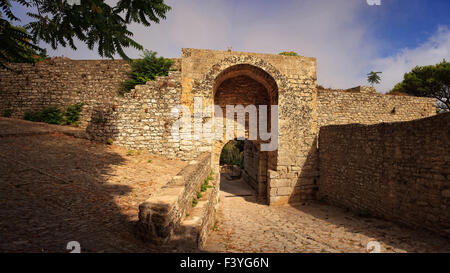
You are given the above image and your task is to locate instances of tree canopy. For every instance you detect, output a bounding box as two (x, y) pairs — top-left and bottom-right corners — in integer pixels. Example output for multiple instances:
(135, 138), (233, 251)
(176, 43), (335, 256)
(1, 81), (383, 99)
(367, 71), (382, 86)
(391, 60), (450, 112)
(0, 0), (171, 68)
(119, 50), (173, 95)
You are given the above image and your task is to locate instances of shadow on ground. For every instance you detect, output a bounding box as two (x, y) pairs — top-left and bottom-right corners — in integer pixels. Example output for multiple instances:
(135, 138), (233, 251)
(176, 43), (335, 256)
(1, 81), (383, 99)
(219, 172), (262, 205)
(0, 119), (164, 252)
(288, 138), (450, 253)
(289, 201), (450, 252)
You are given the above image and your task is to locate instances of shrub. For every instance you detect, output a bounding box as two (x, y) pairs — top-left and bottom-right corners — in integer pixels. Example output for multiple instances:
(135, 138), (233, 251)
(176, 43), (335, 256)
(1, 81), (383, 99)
(23, 103), (84, 125)
(64, 103), (84, 125)
(279, 51), (299, 56)
(24, 106), (63, 124)
(220, 140), (244, 167)
(3, 109), (12, 117)
(119, 50), (174, 95)
(356, 209), (372, 218)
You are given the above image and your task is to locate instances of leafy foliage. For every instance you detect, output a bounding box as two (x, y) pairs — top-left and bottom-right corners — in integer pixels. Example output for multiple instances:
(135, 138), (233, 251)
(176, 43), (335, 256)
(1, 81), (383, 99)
(391, 60), (450, 112)
(2, 109), (12, 117)
(64, 102), (84, 125)
(24, 106), (63, 124)
(200, 176), (213, 192)
(119, 50), (173, 95)
(279, 51), (299, 56)
(0, 11), (47, 68)
(192, 197), (198, 207)
(220, 140), (244, 167)
(23, 103), (84, 125)
(196, 191), (202, 199)
(0, 0), (171, 68)
(367, 71), (382, 86)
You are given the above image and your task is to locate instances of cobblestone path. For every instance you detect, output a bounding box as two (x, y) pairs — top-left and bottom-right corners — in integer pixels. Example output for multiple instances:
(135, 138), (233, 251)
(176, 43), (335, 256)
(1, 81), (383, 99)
(204, 176), (450, 253)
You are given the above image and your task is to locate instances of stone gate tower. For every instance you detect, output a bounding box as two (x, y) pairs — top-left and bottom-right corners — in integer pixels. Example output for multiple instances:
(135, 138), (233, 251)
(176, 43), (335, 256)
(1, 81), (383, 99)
(179, 48), (319, 205)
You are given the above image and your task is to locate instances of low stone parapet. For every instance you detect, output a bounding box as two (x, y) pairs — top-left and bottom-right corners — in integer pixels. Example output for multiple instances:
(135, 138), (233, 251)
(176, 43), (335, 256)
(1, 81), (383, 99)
(171, 172), (220, 249)
(137, 152), (212, 245)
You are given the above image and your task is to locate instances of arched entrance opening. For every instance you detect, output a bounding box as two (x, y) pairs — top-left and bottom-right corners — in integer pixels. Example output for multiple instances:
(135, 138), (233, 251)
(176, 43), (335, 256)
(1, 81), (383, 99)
(219, 139), (257, 199)
(212, 64), (278, 204)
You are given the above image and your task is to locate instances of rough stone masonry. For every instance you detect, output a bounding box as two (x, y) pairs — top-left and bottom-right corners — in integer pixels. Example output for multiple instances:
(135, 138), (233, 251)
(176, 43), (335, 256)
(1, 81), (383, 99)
(0, 48), (437, 209)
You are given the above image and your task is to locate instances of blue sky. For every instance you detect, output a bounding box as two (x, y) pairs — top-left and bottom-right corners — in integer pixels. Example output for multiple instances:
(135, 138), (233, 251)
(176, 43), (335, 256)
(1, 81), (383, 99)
(10, 0), (450, 92)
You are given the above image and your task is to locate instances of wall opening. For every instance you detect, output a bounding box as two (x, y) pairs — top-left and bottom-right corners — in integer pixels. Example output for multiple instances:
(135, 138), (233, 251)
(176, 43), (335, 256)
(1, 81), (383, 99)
(212, 64), (279, 204)
(218, 139), (268, 203)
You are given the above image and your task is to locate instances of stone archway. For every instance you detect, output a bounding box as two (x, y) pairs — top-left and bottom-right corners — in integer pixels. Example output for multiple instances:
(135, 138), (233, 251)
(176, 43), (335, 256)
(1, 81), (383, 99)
(185, 52), (316, 206)
(210, 63), (280, 203)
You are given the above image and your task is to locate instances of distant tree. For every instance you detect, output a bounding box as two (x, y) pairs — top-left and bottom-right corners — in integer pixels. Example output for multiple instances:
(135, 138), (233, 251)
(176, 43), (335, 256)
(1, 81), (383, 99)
(220, 140), (244, 168)
(367, 71), (382, 86)
(0, 0), (171, 68)
(391, 60), (450, 112)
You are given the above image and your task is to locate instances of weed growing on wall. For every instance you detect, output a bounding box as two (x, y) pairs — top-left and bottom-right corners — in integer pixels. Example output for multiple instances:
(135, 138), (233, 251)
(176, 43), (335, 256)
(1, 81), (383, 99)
(119, 50), (174, 96)
(192, 197), (198, 207)
(279, 51), (299, 56)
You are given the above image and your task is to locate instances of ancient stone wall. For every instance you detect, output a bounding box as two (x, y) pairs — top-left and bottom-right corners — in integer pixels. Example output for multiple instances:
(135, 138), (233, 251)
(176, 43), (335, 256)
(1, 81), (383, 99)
(0, 59), (187, 159)
(86, 71), (185, 159)
(317, 89), (436, 127)
(0, 50), (440, 207)
(0, 59), (130, 127)
(0, 58), (182, 128)
(318, 113), (450, 237)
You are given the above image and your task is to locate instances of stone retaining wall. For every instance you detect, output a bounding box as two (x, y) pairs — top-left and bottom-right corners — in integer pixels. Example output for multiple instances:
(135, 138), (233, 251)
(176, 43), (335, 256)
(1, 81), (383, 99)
(318, 113), (450, 237)
(137, 153), (212, 245)
(0, 59), (130, 127)
(317, 89), (436, 127)
(85, 71), (186, 159)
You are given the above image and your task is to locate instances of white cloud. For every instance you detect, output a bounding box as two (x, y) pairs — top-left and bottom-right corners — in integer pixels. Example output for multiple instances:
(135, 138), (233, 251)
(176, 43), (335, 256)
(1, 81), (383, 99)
(38, 0), (450, 93)
(371, 26), (450, 93)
